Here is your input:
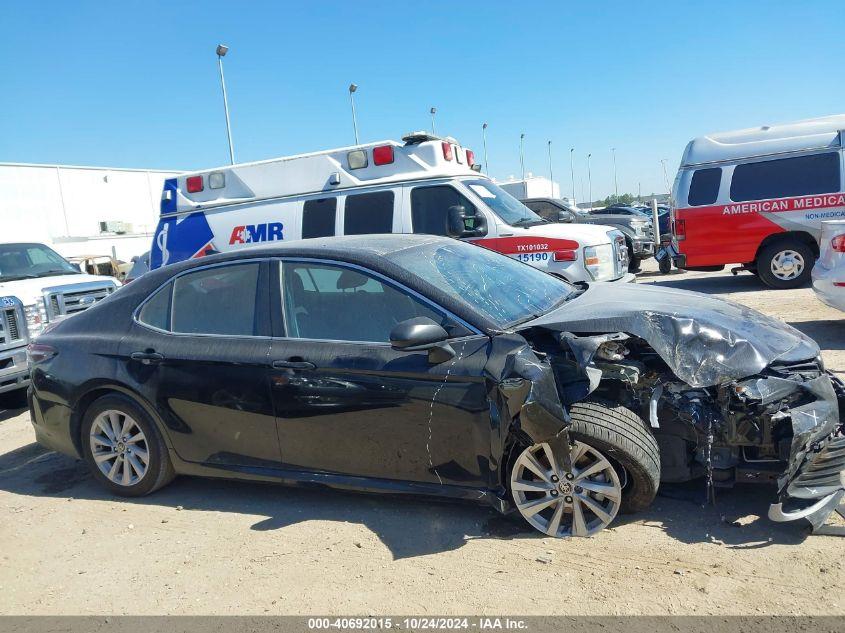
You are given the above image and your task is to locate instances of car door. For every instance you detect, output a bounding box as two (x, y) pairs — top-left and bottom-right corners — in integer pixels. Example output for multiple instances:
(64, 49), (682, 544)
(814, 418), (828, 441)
(269, 258), (492, 487)
(121, 259), (281, 468)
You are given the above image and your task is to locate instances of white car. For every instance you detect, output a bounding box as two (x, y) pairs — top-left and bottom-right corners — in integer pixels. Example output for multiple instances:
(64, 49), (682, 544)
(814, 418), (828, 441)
(811, 220), (845, 312)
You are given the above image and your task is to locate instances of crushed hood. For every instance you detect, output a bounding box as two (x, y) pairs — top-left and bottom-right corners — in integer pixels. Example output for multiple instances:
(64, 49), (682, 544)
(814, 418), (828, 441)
(524, 281), (820, 387)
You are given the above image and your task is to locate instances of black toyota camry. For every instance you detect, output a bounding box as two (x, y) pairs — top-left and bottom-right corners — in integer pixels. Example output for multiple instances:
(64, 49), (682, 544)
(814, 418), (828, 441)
(28, 235), (845, 537)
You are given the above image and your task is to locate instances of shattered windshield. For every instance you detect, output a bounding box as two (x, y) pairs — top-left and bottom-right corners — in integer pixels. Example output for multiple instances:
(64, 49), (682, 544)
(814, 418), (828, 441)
(389, 240), (576, 328)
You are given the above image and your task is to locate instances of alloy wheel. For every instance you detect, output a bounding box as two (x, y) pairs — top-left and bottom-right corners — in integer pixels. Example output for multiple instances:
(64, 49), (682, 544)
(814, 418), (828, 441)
(511, 440), (622, 537)
(89, 409), (149, 486)
(770, 249), (805, 281)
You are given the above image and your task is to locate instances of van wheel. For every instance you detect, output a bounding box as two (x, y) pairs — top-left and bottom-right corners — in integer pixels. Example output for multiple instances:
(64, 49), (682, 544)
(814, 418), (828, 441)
(658, 256), (672, 274)
(756, 239), (814, 289)
(81, 394), (175, 497)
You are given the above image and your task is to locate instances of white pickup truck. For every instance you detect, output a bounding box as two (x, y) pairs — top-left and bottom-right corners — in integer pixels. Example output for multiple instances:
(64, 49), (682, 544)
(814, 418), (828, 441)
(0, 242), (121, 394)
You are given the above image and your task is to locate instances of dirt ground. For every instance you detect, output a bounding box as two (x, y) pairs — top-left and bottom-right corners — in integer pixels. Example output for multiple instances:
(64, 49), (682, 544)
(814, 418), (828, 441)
(1, 261), (843, 616)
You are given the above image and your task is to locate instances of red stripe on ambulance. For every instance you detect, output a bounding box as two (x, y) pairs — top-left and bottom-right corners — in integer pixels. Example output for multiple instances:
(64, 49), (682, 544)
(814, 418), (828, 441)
(473, 236), (579, 256)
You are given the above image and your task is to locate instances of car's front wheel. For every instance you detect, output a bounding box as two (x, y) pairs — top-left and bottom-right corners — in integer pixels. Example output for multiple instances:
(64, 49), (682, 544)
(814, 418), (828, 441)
(509, 401), (659, 537)
(81, 393), (175, 496)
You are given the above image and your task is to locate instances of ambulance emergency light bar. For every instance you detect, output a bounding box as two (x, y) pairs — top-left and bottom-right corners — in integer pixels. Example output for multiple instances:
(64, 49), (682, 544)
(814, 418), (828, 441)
(180, 135), (481, 196)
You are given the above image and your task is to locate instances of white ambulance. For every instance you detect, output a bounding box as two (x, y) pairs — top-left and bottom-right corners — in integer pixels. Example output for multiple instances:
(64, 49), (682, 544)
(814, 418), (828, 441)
(149, 133), (632, 284)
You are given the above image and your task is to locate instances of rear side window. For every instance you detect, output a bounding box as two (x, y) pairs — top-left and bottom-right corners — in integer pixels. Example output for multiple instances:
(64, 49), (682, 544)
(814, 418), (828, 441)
(302, 198), (337, 239)
(411, 186), (477, 236)
(730, 153), (840, 202)
(171, 263), (261, 336)
(687, 168), (721, 206)
(138, 282), (172, 330)
(344, 191), (394, 235)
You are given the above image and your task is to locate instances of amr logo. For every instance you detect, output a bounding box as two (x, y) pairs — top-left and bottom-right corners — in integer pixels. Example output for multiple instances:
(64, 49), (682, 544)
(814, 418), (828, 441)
(229, 222), (285, 245)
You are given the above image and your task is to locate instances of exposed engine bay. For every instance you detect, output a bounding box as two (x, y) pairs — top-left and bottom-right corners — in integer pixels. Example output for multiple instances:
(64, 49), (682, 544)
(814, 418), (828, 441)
(520, 327), (845, 530)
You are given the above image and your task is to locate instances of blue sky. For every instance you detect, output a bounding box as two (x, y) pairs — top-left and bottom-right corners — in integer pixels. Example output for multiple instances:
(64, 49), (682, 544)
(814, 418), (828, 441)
(2, 1), (844, 200)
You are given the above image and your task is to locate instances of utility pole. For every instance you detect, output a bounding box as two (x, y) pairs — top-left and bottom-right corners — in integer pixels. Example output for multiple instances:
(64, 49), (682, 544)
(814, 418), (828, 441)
(587, 153), (593, 210)
(430, 107), (437, 135)
(520, 133), (525, 182)
(569, 148), (576, 205)
(547, 141), (554, 197)
(348, 84), (359, 145)
(482, 122), (489, 175)
(612, 147), (619, 202)
(216, 44), (235, 165)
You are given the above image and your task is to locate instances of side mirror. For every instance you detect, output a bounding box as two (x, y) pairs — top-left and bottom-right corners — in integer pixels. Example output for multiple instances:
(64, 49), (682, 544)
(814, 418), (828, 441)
(559, 212), (573, 223)
(390, 317), (455, 364)
(447, 205), (488, 238)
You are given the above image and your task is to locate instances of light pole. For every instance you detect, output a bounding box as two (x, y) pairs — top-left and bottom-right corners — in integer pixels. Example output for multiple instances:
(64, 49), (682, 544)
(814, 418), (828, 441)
(612, 147), (619, 202)
(519, 133), (525, 181)
(569, 148), (576, 205)
(587, 153), (592, 210)
(215, 44), (235, 165)
(430, 107), (437, 135)
(547, 141), (554, 197)
(482, 123), (489, 174)
(348, 84), (359, 145)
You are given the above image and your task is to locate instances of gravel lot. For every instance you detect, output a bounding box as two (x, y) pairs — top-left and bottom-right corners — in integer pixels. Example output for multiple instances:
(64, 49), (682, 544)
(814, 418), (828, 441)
(1, 261), (843, 616)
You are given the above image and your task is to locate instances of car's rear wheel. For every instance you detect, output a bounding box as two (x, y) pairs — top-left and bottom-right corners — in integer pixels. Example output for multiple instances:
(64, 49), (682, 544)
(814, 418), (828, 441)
(81, 394), (175, 496)
(756, 239), (814, 289)
(509, 401), (659, 537)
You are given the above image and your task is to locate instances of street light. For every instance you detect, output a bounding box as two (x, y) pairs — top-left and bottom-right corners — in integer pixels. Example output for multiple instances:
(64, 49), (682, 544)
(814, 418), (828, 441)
(547, 141), (554, 197)
(569, 148), (576, 205)
(587, 153), (593, 210)
(430, 107), (437, 135)
(216, 44), (235, 165)
(348, 83), (359, 145)
(520, 133), (525, 182)
(482, 123), (489, 175)
(612, 147), (619, 201)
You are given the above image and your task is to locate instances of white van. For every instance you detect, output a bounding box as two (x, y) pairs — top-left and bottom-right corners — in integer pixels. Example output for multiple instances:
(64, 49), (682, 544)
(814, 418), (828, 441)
(149, 133), (633, 284)
(671, 114), (845, 288)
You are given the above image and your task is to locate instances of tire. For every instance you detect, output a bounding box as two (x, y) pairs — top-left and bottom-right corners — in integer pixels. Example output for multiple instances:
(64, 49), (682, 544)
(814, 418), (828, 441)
(756, 239), (814, 289)
(658, 255), (672, 274)
(567, 401), (660, 513)
(628, 256), (642, 273)
(80, 393), (175, 497)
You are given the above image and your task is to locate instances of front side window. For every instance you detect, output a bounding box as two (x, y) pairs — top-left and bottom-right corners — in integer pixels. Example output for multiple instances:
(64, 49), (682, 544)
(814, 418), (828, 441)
(524, 201), (562, 221)
(281, 261), (456, 342)
(729, 152), (840, 202)
(462, 180), (545, 227)
(411, 185), (477, 236)
(687, 168), (721, 206)
(171, 263), (261, 336)
(302, 198), (337, 239)
(343, 191), (394, 235)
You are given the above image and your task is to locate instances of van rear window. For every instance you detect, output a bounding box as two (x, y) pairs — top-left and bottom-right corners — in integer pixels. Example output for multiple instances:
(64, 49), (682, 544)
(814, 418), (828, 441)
(687, 168), (721, 206)
(729, 153), (840, 203)
(344, 191), (394, 235)
(302, 198), (336, 239)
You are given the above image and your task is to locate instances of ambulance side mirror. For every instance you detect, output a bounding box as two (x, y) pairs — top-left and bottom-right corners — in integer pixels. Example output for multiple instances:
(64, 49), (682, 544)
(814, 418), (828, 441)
(447, 205), (488, 238)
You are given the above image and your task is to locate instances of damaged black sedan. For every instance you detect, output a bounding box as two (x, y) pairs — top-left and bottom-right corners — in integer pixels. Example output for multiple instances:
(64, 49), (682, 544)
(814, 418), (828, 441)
(28, 235), (845, 536)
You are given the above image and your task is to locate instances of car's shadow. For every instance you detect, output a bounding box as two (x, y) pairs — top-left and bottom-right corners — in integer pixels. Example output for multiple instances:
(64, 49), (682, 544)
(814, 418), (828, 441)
(0, 390), (27, 423)
(788, 319), (845, 351)
(640, 271), (768, 295)
(0, 442), (820, 559)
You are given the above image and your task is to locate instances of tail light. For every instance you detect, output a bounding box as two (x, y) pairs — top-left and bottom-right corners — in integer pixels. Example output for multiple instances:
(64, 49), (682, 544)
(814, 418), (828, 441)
(372, 145), (394, 166)
(831, 234), (845, 252)
(553, 250), (577, 262)
(673, 218), (686, 241)
(186, 176), (204, 193)
(27, 343), (57, 364)
(466, 149), (475, 167)
(441, 142), (453, 161)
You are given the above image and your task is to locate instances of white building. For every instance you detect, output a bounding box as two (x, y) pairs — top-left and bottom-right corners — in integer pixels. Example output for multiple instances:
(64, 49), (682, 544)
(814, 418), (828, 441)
(0, 163), (181, 261)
